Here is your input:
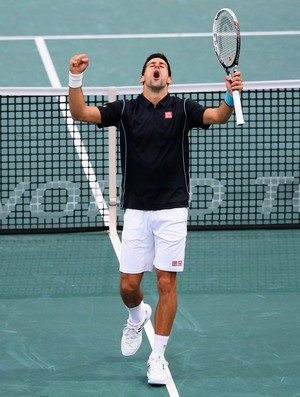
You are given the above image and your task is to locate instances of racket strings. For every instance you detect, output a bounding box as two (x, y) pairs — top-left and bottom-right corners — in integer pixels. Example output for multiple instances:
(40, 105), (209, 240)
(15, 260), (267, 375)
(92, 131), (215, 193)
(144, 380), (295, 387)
(216, 14), (237, 68)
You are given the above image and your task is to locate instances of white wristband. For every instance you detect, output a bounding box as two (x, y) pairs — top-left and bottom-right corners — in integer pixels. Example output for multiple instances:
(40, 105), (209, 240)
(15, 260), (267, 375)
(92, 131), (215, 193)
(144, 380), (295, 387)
(69, 72), (83, 88)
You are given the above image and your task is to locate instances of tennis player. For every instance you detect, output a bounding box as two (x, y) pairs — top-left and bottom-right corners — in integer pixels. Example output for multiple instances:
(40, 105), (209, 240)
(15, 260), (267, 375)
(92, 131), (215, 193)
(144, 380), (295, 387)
(68, 53), (243, 385)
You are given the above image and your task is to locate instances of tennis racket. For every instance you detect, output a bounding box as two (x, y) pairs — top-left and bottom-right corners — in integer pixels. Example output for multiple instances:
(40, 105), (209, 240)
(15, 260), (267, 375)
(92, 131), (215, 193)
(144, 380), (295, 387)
(213, 8), (245, 126)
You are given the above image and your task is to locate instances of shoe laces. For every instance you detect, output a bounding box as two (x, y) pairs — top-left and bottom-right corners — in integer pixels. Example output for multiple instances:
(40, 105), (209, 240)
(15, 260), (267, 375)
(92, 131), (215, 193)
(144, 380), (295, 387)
(148, 354), (168, 367)
(123, 322), (141, 338)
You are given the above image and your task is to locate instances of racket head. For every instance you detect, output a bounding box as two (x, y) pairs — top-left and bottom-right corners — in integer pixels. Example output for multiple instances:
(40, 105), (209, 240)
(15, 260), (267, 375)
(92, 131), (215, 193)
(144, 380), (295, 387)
(213, 8), (241, 72)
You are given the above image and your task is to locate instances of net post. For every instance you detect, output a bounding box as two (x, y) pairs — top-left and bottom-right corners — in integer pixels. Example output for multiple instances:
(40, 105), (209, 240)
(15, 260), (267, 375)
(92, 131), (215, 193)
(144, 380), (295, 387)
(108, 86), (118, 236)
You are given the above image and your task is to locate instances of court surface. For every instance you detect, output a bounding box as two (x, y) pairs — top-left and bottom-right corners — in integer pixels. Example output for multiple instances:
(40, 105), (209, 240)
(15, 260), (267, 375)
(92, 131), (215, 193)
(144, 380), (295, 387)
(1, 1), (300, 396)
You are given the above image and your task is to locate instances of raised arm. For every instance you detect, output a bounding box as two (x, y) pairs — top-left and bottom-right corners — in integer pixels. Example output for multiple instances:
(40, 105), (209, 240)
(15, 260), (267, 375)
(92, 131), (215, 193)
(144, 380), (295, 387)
(68, 54), (102, 124)
(203, 71), (244, 125)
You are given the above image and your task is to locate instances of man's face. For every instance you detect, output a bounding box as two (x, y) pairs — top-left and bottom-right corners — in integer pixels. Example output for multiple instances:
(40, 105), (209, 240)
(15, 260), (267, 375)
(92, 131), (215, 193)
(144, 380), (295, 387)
(140, 58), (172, 89)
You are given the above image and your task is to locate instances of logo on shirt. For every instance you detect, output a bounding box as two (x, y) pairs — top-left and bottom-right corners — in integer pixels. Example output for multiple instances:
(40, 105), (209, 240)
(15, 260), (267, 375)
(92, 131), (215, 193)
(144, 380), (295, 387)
(164, 111), (173, 119)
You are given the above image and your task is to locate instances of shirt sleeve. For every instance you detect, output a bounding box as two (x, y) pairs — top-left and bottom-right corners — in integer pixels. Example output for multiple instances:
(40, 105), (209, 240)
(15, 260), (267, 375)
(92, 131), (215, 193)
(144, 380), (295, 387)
(185, 98), (211, 130)
(97, 100), (124, 128)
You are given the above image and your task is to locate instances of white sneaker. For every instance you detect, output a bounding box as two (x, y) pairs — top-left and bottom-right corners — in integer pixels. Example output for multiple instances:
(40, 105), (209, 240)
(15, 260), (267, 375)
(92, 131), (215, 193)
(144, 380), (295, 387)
(121, 303), (152, 356)
(147, 352), (169, 385)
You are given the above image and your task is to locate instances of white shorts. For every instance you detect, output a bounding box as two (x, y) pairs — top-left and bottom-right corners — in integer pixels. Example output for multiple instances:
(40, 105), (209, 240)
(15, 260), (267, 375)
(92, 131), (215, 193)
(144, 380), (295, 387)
(120, 208), (188, 274)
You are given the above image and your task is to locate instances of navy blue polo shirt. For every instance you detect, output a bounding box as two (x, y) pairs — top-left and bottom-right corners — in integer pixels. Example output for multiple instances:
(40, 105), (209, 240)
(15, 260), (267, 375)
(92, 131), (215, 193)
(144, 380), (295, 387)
(97, 93), (210, 210)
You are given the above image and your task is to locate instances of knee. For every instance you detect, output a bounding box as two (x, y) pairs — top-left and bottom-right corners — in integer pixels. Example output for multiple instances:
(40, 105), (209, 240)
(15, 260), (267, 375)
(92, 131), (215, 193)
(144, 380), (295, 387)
(120, 280), (135, 297)
(157, 272), (177, 295)
(120, 273), (142, 297)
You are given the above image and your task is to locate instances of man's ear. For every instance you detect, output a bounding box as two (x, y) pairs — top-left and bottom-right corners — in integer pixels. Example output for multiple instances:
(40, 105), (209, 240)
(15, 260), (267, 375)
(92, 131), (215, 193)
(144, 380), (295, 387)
(140, 75), (145, 84)
(167, 76), (173, 85)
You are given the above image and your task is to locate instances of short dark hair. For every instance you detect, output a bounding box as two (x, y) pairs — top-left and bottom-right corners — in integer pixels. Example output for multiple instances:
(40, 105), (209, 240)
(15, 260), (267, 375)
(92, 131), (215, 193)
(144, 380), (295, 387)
(141, 53), (172, 77)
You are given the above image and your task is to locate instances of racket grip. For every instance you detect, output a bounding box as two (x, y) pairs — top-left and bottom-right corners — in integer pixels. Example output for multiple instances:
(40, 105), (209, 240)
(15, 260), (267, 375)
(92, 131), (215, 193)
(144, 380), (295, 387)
(233, 90), (245, 126)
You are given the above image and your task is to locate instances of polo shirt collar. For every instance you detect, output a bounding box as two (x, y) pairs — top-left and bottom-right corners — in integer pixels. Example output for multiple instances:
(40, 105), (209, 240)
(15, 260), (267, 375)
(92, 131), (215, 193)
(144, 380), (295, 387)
(139, 93), (170, 108)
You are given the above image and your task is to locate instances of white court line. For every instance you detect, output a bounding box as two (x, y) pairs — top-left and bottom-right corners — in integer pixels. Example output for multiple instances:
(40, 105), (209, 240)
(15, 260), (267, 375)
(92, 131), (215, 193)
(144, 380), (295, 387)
(34, 37), (110, 224)
(34, 36), (118, 252)
(35, 37), (180, 396)
(1, 30), (300, 41)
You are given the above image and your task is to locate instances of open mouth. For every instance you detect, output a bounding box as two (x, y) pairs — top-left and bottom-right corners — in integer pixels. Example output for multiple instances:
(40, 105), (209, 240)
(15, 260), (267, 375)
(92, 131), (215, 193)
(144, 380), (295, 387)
(153, 70), (160, 79)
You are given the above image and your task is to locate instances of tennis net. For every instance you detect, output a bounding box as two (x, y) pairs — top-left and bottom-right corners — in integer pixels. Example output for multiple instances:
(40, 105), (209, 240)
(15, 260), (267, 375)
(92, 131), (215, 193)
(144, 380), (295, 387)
(1, 81), (300, 234)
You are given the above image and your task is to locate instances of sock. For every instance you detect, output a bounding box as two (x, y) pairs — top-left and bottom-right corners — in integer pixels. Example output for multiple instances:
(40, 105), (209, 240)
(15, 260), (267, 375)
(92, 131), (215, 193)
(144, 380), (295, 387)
(152, 334), (169, 357)
(126, 301), (145, 325)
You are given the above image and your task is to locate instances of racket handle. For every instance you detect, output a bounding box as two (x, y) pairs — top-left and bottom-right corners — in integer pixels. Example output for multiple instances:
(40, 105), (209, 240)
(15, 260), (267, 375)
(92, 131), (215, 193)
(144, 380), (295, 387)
(232, 90), (245, 126)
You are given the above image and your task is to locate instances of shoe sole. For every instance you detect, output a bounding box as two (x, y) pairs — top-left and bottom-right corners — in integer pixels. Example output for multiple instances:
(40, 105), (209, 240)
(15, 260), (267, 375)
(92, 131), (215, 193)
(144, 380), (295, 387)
(147, 378), (167, 386)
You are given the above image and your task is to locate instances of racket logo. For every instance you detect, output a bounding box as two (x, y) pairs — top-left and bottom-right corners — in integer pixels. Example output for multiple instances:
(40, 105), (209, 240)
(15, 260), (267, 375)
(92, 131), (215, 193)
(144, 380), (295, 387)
(164, 111), (173, 119)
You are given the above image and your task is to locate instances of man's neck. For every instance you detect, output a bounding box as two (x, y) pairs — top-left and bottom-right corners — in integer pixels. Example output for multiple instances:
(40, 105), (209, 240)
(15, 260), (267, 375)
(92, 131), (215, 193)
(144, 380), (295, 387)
(142, 86), (169, 106)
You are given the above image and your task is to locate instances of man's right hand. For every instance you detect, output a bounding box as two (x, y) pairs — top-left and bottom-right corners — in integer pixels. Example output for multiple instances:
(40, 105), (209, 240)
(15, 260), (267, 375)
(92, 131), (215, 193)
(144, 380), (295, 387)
(69, 54), (89, 74)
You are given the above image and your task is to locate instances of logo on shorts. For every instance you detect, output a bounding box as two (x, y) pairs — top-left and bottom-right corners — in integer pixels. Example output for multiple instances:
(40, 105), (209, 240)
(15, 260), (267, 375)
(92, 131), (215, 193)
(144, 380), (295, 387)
(172, 260), (183, 267)
(165, 111), (173, 119)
